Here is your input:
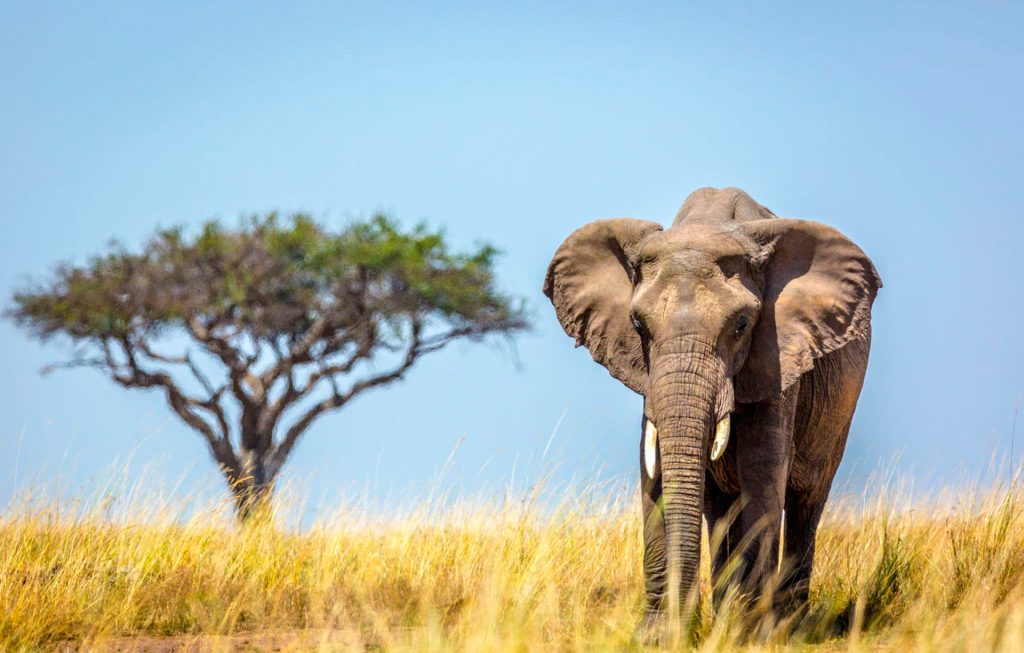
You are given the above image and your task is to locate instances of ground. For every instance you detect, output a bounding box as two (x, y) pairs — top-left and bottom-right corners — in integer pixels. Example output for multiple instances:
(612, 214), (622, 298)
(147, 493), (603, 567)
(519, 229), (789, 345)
(6, 474), (1024, 652)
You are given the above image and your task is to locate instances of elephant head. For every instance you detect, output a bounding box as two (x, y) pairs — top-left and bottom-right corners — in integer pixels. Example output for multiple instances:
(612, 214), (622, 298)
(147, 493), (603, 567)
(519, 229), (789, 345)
(543, 187), (881, 615)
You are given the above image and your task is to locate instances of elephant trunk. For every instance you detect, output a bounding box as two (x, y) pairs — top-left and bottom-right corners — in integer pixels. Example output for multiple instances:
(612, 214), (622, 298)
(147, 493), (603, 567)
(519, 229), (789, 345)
(648, 336), (724, 621)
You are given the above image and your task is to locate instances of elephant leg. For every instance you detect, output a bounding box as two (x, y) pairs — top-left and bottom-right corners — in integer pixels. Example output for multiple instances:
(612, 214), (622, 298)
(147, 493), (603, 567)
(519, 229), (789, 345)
(777, 341), (867, 613)
(779, 487), (827, 612)
(640, 415), (667, 619)
(704, 471), (742, 605)
(734, 383), (799, 598)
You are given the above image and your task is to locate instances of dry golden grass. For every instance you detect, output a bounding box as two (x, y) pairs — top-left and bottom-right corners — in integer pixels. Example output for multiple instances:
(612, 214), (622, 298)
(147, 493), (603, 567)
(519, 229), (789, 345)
(5, 470), (1024, 652)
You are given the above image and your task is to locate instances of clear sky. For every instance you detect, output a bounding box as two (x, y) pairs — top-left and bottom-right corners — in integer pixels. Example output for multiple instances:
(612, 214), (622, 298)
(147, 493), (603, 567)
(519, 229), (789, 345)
(2, 2), (1022, 514)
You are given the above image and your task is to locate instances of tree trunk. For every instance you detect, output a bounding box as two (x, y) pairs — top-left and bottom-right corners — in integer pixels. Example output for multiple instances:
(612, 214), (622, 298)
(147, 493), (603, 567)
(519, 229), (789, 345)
(225, 435), (274, 523)
(229, 477), (272, 522)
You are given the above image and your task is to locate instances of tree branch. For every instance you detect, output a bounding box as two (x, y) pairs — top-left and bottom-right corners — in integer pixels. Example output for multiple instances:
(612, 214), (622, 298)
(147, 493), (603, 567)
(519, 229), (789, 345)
(132, 339), (223, 399)
(258, 315), (331, 389)
(186, 316), (258, 407)
(267, 321), (425, 475)
(255, 327), (377, 444)
(40, 356), (108, 376)
(105, 337), (238, 471)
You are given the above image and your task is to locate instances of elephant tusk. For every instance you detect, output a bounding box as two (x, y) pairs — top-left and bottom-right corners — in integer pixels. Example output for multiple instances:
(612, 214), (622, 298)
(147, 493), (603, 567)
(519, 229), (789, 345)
(644, 419), (658, 478)
(710, 414), (730, 461)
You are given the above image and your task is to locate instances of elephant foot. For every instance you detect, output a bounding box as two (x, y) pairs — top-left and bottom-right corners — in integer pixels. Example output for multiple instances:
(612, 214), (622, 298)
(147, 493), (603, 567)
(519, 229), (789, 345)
(634, 612), (665, 646)
(773, 580), (811, 616)
(635, 611), (701, 647)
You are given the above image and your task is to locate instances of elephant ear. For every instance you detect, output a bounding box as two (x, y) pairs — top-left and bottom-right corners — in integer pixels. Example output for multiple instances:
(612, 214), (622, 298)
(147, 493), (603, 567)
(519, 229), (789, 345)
(735, 218), (882, 403)
(543, 218), (663, 394)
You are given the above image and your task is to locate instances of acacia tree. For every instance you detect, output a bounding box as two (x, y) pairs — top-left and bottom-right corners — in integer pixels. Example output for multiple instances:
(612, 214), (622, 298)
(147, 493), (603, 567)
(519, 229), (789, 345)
(10, 214), (527, 519)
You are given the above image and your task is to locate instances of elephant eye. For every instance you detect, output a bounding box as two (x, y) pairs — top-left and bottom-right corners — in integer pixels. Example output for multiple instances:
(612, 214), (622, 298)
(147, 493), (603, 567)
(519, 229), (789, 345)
(630, 264), (643, 285)
(735, 315), (749, 336)
(631, 313), (647, 338)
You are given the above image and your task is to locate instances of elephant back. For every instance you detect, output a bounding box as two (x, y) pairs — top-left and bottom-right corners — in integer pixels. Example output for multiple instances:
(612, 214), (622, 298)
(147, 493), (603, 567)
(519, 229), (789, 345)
(672, 187), (776, 227)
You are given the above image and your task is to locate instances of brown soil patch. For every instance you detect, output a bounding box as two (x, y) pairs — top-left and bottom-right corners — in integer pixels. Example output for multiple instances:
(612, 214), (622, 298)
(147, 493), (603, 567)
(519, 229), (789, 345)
(51, 630), (364, 653)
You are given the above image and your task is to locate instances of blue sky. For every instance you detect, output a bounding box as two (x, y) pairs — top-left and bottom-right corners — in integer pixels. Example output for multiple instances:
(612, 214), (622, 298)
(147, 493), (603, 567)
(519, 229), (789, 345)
(2, 2), (1022, 513)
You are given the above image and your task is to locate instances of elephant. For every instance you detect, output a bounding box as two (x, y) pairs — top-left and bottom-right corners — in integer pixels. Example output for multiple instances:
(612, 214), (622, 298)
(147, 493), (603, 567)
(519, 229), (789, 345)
(543, 187), (881, 632)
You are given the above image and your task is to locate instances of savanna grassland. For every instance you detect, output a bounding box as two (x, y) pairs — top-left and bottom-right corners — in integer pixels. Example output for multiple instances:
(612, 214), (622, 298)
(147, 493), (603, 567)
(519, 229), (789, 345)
(4, 472), (1024, 653)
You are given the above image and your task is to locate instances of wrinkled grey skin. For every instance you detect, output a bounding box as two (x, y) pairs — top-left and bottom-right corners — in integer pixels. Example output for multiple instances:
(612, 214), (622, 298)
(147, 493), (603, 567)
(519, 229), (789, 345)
(543, 187), (881, 631)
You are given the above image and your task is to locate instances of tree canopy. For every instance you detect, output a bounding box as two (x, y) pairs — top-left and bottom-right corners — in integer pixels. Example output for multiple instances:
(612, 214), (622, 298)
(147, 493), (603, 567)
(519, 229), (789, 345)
(10, 213), (528, 518)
